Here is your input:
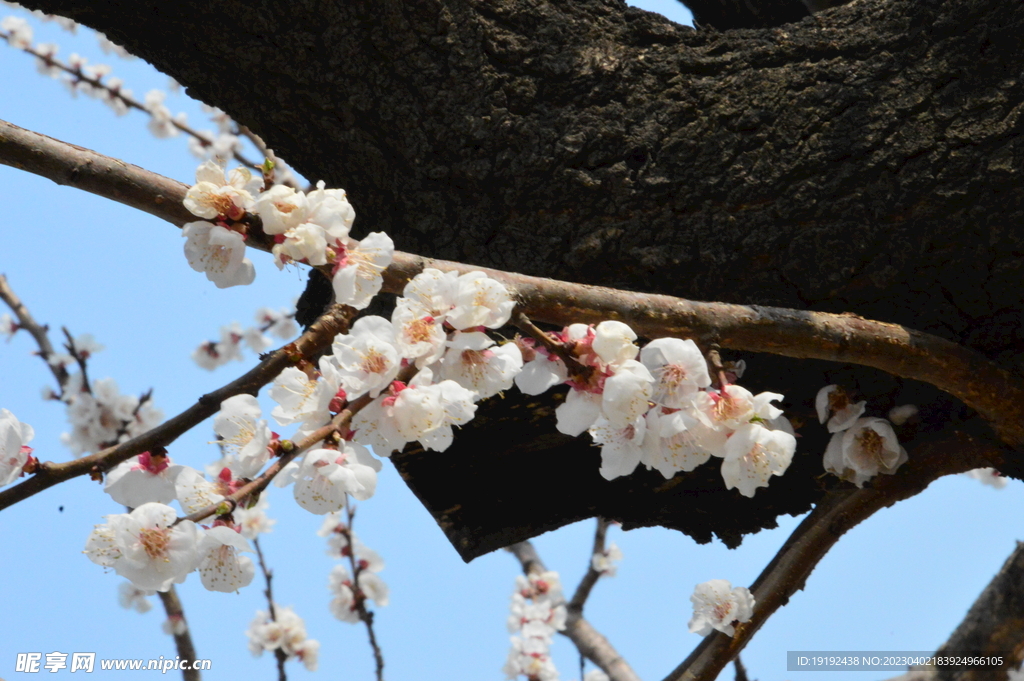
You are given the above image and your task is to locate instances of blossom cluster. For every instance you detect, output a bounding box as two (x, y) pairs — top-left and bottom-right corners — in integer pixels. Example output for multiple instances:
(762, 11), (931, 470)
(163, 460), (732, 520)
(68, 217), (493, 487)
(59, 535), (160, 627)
(182, 160), (394, 305)
(818, 385), (908, 487)
(319, 512), (388, 623)
(519, 321), (795, 497)
(83, 502), (255, 594)
(503, 570), (567, 681)
(192, 306), (298, 370)
(0, 408), (35, 487)
(688, 579), (754, 637)
(247, 605), (319, 671)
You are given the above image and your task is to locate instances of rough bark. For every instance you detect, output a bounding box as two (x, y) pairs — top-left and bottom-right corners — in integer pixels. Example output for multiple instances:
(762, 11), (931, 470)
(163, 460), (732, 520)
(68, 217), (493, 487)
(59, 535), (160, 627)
(15, 0), (1024, 557)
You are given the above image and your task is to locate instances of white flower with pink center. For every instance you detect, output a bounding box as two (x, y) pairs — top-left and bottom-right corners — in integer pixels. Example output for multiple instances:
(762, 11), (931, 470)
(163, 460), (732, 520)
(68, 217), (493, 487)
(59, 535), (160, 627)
(331, 232), (395, 310)
(174, 466), (244, 515)
(292, 442), (382, 514)
(446, 271), (515, 330)
(182, 221), (255, 288)
(183, 160), (261, 221)
(641, 408), (721, 478)
(688, 579), (754, 636)
(592, 320), (639, 366)
(328, 565), (361, 623)
(197, 524), (255, 593)
(823, 416), (907, 487)
(513, 337), (568, 396)
(391, 299), (447, 368)
(236, 495), (276, 540)
(720, 422), (796, 497)
(590, 413), (647, 480)
(305, 180), (356, 244)
(118, 581), (155, 613)
(213, 395), (273, 479)
(640, 337), (712, 407)
(332, 316), (401, 399)
(104, 451), (184, 507)
(271, 222), (328, 268)
(417, 379), (478, 453)
(87, 502), (201, 592)
(1, 16), (32, 48)
(254, 184), (308, 235)
(0, 408), (35, 487)
(440, 331), (523, 399)
(401, 268), (460, 320)
(601, 359), (654, 428)
(270, 366), (323, 426)
(815, 384), (866, 433)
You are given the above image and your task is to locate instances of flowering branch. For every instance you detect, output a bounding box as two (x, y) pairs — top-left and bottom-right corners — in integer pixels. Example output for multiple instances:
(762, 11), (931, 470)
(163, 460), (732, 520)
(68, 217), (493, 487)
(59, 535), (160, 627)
(0, 303), (355, 512)
(507, 541), (641, 681)
(2, 117), (1022, 453)
(341, 498), (385, 681)
(253, 538), (288, 681)
(157, 586), (201, 681)
(0, 273), (69, 389)
(662, 428), (1011, 681)
(0, 31), (267, 172)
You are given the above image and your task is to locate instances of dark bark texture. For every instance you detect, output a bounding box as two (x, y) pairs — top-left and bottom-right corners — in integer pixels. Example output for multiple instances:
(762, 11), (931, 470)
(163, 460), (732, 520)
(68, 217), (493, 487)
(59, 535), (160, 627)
(19, 0), (1024, 558)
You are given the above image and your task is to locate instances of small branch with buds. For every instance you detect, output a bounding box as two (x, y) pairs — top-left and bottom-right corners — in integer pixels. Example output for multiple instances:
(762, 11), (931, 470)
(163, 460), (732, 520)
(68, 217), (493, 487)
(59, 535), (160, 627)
(0, 273), (69, 389)
(0, 303), (355, 512)
(342, 498), (385, 681)
(253, 538), (288, 681)
(661, 429), (1010, 681)
(157, 586), (201, 681)
(507, 541), (641, 681)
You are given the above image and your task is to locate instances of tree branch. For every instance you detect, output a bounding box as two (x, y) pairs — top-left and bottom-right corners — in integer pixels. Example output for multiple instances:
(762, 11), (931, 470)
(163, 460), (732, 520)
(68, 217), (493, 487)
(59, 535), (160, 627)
(3, 118), (1023, 453)
(0, 273), (69, 390)
(253, 537), (288, 681)
(568, 517), (612, 613)
(662, 429), (1011, 681)
(508, 541), (642, 681)
(0, 303), (354, 512)
(157, 586), (201, 681)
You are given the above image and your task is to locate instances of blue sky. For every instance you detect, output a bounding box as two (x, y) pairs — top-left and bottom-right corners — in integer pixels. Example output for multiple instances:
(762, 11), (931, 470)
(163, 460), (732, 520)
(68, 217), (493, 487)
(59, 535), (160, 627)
(1, 3), (1021, 680)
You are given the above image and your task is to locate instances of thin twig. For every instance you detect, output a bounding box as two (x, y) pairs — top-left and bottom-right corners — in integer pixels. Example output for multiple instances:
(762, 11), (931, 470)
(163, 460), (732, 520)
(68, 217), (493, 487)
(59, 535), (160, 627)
(0, 273), (69, 390)
(343, 497), (385, 681)
(254, 537), (288, 681)
(661, 429), (1009, 681)
(0, 32), (262, 171)
(0, 303), (355, 512)
(568, 517), (611, 613)
(733, 655), (750, 681)
(2, 118), (1022, 452)
(507, 541), (642, 681)
(157, 586), (201, 681)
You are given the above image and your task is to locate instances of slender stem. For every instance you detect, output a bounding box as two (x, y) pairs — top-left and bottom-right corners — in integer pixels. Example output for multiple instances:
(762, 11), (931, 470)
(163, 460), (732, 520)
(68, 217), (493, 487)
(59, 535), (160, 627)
(0, 274), (69, 390)
(342, 497), (385, 681)
(254, 538), (288, 681)
(0, 31), (262, 170)
(507, 541), (642, 681)
(157, 586), (201, 681)
(568, 517), (611, 613)
(733, 655), (750, 681)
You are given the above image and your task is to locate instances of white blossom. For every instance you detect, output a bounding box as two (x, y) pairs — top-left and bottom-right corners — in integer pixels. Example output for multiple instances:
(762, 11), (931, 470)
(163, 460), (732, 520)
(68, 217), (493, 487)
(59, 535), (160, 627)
(85, 503), (201, 592)
(964, 468), (1008, 489)
(589, 413), (646, 481)
(640, 408), (721, 478)
(440, 332), (523, 399)
(183, 160), (260, 220)
(117, 581), (154, 613)
(592, 320), (639, 366)
(391, 298), (447, 368)
(640, 337), (711, 407)
(823, 417), (907, 487)
(213, 394), (273, 478)
(197, 525), (255, 593)
(446, 271), (515, 330)
(720, 423), (796, 497)
(0, 408), (34, 486)
(104, 451), (183, 507)
(688, 579), (754, 637)
(1, 15), (32, 48)
(291, 442), (382, 514)
(591, 543), (623, 577)
(331, 232), (394, 310)
(182, 221), (256, 288)
(236, 496), (276, 539)
(815, 385), (867, 433)
(332, 316), (401, 399)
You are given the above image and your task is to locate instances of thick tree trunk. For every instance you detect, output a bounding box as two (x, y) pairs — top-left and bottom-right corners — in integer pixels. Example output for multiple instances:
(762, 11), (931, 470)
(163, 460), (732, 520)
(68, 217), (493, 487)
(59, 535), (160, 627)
(18, 0), (1024, 558)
